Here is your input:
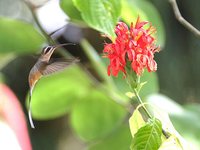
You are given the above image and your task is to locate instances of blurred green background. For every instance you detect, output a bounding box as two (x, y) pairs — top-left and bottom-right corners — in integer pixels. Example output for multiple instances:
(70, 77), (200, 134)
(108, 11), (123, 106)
(0, 0), (200, 149)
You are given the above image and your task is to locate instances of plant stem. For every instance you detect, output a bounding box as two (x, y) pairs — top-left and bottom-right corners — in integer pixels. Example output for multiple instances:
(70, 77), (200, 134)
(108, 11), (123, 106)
(25, 1), (75, 59)
(80, 38), (116, 90)
(27, 5), (55, 45)
(133, 88), (152, 118)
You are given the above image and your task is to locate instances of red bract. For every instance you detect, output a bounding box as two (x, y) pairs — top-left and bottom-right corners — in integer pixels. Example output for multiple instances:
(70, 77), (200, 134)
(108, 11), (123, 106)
(103, 17), (159, 77)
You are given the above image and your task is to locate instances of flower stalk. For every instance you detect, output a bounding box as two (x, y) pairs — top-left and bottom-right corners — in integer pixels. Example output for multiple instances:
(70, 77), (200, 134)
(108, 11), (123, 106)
(132, 88), (152, 118)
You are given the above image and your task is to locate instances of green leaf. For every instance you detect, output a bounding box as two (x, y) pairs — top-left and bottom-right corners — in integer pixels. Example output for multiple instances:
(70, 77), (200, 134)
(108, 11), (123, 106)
(89, 124), (132, 150)
(133, 0), (166, 47)
(121, 0), (148, 24)
(0, 17), (45, 54)
(129, 107), (146, 137)
(159, 135), (183, 150)
(70, 89), (127, 141)
(72, 0), (121, 37)
(30, 65), (91, 120)
(60, 0), (83, 22)
(131, 118), (162, 150)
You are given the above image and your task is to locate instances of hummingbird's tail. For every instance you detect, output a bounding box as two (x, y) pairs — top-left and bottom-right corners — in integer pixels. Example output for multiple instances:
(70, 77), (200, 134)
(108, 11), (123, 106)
(28, 89), (35, 128)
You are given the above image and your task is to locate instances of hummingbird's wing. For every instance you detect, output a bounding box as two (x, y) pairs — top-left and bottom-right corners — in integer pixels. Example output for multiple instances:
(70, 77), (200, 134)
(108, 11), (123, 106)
(42, 58), (79, 76)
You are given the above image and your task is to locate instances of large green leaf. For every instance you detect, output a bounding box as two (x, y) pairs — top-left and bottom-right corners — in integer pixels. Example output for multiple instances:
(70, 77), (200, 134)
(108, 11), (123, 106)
(30, 65), (91, 120)
(60, 0), (83, 22)
(72, 0), (121, 37)
(70, 89), (127, 141)
(131, 118), (162, 150)
(0, 17), (45, 54)
(89, 124), (132, 150)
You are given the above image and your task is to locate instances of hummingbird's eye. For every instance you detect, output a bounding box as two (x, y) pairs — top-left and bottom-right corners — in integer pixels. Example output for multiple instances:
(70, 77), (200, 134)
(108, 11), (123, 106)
(43, 46), (52, 54)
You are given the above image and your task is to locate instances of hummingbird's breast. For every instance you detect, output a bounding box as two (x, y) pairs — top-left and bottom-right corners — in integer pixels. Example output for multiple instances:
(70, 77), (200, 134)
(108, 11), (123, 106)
(28, 61), (47, 89)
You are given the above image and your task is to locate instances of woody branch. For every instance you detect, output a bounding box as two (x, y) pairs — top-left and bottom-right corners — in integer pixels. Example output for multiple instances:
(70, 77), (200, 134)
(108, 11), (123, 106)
(169, 0), (200, 38)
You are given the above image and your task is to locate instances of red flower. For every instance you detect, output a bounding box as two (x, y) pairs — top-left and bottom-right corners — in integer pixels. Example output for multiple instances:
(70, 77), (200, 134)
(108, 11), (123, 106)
(103, 17), (159, 77)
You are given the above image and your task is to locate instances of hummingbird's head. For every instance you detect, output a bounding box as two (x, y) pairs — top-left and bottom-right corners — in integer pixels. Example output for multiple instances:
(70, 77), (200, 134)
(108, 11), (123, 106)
(40, 46), (56, 61)
(41, 43), (76, 61)
(42, 46), (55, 55)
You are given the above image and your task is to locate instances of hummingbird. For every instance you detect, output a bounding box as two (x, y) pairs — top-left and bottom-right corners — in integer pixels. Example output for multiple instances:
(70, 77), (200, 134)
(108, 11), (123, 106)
(28, 43), (79, 128)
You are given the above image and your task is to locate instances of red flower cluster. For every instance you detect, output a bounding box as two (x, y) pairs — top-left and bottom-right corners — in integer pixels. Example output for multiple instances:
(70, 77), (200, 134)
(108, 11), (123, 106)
(103, 17), (160, 77)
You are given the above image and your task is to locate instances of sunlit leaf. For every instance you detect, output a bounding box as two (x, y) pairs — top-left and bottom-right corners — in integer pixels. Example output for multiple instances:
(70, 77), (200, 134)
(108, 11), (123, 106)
(131, 118), (162, 150)
(72, 0), (121, 37)
(30, 65), (91, 120)
(0, 17), (45, 54)
(129, 107), (146, 137)
(121, 0), (147, 24)
(60, 0), (83, 22)
(89, 124), (132, 150)
(159, 135), (183, 150)
(70, 89), (127, 141)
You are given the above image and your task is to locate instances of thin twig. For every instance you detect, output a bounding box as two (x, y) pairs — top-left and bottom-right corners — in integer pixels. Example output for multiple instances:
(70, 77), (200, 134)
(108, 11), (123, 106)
(24, 0), (74, 59)
(25, 2), (55, 44)
(169, 0), (200, 38)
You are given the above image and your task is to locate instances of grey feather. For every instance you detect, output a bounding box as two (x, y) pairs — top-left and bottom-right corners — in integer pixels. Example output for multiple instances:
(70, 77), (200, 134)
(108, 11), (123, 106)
(42, 58), (79, 76)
